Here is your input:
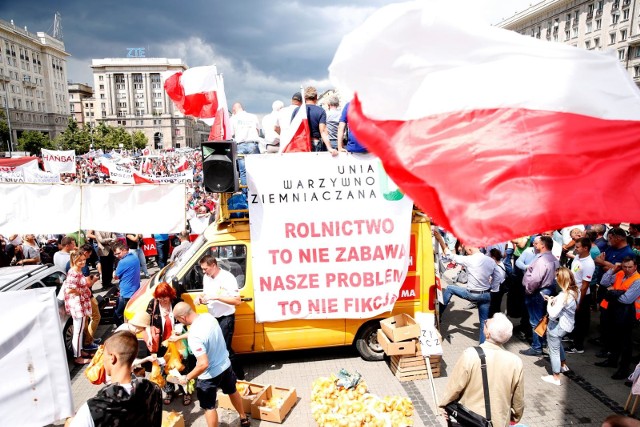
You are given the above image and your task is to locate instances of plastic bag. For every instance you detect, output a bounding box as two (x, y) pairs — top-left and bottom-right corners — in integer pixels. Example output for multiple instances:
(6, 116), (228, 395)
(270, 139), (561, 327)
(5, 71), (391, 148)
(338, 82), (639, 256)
(164, 341), (184, 374)
(174, 339), (189, 359)
(149, 360), (166, 388)
(84, 345), (106, 385)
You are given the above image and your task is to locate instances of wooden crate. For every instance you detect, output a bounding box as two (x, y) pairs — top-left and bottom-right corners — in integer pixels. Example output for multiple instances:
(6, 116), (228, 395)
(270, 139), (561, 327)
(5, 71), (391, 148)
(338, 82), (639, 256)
(389, 354), (441, 381)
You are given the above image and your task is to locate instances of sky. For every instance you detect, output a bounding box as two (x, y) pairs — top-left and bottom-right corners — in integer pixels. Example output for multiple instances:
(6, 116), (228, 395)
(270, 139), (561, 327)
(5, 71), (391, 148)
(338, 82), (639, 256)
(1, 0), (536, 114)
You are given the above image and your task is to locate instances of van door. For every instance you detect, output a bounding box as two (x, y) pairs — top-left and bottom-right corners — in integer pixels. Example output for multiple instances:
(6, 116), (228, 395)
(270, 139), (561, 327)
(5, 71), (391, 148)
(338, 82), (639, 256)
(177, 242), (256, 353)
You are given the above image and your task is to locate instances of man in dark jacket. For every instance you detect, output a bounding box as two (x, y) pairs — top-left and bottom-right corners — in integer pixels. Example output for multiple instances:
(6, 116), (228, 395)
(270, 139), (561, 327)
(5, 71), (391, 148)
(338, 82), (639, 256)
(66, 331), (162, 427)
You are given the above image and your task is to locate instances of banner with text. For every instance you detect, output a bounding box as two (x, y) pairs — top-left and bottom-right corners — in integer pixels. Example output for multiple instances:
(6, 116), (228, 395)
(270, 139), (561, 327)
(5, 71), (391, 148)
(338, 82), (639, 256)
(246, 153), (413, 322)
(23, 168), (61, 183)
(41, 149), (76, 173)
(0, 157), (38, 172)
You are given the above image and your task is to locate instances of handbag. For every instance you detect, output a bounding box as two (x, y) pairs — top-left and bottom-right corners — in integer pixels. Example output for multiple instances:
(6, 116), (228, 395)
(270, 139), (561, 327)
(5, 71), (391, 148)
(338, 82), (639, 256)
(534, 314), (549, 337)
(146, 300), (161, 353)
(84, 345), (106, 385)
(444, 347), (492, 427)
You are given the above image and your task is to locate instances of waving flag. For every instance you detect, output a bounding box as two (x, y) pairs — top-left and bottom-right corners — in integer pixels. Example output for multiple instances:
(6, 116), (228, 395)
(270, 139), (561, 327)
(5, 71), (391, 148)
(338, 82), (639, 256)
(176, 156), (189, 172)
(209, 74), (232, 140)
(329, 0), (640, 246)
(279, 96), (310, 153)
(164, 65), (219, 119)
(133, 171), (155, 184)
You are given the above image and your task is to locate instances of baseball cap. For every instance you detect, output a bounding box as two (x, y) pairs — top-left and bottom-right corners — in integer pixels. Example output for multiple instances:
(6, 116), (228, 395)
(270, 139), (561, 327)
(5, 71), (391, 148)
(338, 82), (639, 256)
(291, 92), (302, 102)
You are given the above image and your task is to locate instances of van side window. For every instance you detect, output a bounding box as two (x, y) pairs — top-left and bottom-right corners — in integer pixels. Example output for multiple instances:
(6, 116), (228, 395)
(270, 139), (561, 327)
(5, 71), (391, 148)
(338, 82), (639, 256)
(181, 244), (247, 292)
(42, 271), (66, 295)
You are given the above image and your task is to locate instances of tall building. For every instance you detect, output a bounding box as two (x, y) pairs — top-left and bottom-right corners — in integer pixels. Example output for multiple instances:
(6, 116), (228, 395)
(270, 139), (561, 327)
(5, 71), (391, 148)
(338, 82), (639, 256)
(68, 82), (93, 128)
(0, 18), (70, 146)
(90, 58), (209, 149)
(498, 0), (640, 85)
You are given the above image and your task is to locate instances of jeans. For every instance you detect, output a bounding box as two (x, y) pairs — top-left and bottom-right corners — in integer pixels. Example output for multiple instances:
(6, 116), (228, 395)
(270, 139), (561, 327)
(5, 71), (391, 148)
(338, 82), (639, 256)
(155, 239), (168, 269)
(546, 320), (568, 374)
(504, 247), (514, 276)
(236, 141), (260, 189)
(524, 288), (553, 351)
(311, 139), (327, 152)
(131, 248), (148, 275)
(115, 296), (130, 326)
(442, 285), (491, 343)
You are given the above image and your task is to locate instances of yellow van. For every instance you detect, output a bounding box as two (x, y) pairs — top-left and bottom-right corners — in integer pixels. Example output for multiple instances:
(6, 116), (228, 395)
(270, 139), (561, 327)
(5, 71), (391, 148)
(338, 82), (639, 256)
(125, 200), (437, 361)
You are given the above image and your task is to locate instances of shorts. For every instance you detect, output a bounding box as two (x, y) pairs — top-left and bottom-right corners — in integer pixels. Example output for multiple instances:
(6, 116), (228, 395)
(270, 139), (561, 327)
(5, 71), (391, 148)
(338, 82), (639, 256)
(196, 366), (237, 410)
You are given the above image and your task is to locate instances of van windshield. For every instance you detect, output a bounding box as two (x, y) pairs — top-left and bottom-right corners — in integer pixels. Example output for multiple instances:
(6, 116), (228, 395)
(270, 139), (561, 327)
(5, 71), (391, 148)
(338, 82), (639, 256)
(162, 234), (206, 283)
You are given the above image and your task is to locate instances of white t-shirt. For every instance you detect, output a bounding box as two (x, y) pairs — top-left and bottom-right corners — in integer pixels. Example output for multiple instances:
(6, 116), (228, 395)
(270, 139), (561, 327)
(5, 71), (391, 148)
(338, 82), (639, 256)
(53, 251), (71, 271)
(571, 255), (595, 296)
(69, 383), (133, 427)
(188, 313), (231, 379)
(276, 105), (297, 139)
(231, 110), (260, 142)
(202, 269), (239, 317)
(262, 111), (280, 144)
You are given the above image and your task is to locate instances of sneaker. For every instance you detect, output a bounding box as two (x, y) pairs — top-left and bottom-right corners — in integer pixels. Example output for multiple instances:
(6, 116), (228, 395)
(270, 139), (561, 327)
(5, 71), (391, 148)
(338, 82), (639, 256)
(83, 343), (99, 352)
(565, 347), (584, 354)
(465, 302), (477, 309)
(561, 365), (571, 373)
(541, 375), (562, 386)
(519, 348), (542, 356)
(561, 336), (574, 343)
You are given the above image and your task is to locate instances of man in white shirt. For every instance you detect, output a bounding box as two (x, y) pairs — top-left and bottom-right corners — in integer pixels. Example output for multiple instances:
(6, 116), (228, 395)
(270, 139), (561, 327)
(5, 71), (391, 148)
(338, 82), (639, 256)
(53, 236), (76, 272)
(230, 102), (260, 193)
(567, 237), (595, 354)
(197, 255), (245, 380)
(275, 92), (302, 142)
(261, 100), (283, 153)
(169, 230), (192, 263)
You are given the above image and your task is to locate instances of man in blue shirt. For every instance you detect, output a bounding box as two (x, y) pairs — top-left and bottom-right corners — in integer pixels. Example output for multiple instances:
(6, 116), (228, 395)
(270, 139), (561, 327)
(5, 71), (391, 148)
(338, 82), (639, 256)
(113, 241), (140, 325)
(291, 87), (338, 155)
(337, 101), (368, 153)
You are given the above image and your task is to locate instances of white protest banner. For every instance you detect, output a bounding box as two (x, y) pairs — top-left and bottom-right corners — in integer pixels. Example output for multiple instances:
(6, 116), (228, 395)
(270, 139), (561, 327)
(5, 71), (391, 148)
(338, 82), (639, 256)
(81, 184), (186, 234)
(415, 312), (443, 356)
(0, 183), (81, 234)
(246, 153), (414, 323)
(0, 156), (39, 172)
(0, 171), (25, 183)
(23, 168), (61, 183)
(41, 149), (76, 173)
(0, 288), (74, 426)
(100, 160), (134, 183)
(154, 170), (194, 183)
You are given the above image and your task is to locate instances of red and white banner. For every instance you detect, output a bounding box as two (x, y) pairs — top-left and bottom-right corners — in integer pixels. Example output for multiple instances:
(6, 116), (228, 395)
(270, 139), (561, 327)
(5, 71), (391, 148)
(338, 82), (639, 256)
(99, 160), (134, 183)
(246, 153), (413, 322)
(279, 99), (310, 153)
(133, 170), (193, 184)
(0, 157), (38, 172)
(176, 156), (189, 172)
(329, 0), (640, 246)
(164, 65), (219, 120)
(41, 149), (76, 174)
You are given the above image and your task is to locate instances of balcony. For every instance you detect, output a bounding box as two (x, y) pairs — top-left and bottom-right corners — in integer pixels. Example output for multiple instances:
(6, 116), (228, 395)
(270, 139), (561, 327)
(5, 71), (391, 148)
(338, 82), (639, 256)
(612, 2), (620, 10)
(596, 8), (603, 16)
(0, 73), (10, 83)
(623, 0), (631, 7)
(587, 12), (593, 20)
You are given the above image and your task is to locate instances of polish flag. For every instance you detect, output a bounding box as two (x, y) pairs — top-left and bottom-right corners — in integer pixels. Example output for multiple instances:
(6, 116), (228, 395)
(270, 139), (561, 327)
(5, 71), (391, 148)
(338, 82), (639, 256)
(176, 156), (189, 172)
(329, 0), (640, 246)
(133, 171), (155, 184)
(208, 74), (232, 140)
(279, 98), (310, 153)
(141, 158), (152, 174)
(164, 65), (219, 119)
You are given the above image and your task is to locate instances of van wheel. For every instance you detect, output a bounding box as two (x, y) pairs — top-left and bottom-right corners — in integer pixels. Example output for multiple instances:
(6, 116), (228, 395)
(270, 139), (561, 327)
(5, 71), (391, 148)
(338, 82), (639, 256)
(63, 318), (74, 357)
(355, 322), (384, 361)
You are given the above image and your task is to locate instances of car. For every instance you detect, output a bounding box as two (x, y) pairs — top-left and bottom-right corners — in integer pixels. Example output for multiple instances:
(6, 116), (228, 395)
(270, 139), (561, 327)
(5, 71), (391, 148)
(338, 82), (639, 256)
(0, 264), (116, 356)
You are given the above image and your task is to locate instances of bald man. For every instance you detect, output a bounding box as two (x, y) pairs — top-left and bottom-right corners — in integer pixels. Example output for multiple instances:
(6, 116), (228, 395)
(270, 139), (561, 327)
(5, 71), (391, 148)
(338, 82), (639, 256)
(173, 302), (249, 427)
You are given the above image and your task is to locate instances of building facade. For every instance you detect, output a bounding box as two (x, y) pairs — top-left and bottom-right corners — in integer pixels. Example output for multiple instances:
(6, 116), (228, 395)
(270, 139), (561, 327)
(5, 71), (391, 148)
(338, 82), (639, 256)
(68, 82), (93, 128)
(90, 57), (209, 149)
(0, 18), (70, 147)
(499, 0), (640, 84)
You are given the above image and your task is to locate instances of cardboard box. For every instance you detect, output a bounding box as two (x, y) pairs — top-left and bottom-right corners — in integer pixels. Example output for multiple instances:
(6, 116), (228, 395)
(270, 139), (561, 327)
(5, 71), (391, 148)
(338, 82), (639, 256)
(217, 380), (266, 413)
(380, 314), (421, 342)
(161, 410), (185, 427)
(251, 385), (297, 423)
(377, 329), (416, 356)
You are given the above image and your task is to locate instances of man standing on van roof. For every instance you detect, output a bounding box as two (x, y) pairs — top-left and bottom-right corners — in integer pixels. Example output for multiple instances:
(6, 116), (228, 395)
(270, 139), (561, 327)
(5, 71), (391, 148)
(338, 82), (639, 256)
(197, 255), (245, 380)
(173, 302), (250, 427)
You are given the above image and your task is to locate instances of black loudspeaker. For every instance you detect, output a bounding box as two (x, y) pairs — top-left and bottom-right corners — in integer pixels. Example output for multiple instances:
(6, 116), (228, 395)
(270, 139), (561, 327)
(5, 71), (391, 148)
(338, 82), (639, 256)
(201, 141), (239, 193)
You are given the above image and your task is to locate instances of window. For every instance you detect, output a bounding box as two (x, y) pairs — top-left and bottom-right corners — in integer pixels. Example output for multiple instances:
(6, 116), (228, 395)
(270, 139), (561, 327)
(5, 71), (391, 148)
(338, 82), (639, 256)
(133, 74), (143, 83)
(99, 84), (104, 90)
(610, 33), (617, 44)
(612, 13), (620, 24)
(565, 30), (571, 41)
(623, 9), (630, 20)
(634, 65), (640, 77)
(618, 48), (626, 60)
(572, 26), (578, 38)
(594, 37), (600, 47)
(100, 94), (105, 99)
(635, 46), (640, 57)
(585, 40), (592, 49)
(99, 75), (104, 81)
(134, 83), (143, 89)
(621, 29), (627, 40)
(596, 19), (602, 30)
(180, 244), (248, 292)
(587, 21), (593, 33)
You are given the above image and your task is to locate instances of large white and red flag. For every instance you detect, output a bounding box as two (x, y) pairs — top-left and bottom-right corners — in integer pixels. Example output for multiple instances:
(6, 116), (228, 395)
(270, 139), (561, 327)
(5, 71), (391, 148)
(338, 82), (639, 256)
(329, 0), (640, 246)
(279, 95), (310, 153)
(164, 65), (219, 120)
(176, 156), (189, 172)
(208, 74), (232, 140)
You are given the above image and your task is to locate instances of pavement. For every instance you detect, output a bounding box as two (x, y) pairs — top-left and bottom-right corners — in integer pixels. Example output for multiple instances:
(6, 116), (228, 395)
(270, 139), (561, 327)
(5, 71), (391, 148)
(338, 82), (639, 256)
(50, 266), (636, 427)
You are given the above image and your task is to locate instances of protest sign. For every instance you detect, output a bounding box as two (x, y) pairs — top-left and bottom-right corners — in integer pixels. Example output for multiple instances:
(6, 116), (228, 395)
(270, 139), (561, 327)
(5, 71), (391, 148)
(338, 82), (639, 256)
(246, 153), (413, 322)
(41, 149), (76, 173)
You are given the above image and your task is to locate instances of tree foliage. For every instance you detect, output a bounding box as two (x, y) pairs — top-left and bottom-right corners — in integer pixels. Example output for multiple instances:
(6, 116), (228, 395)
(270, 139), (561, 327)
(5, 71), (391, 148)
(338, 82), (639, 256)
(52, 119), (149, 154)
(0, 110), (10, 150)
(17, 130), (53, 154)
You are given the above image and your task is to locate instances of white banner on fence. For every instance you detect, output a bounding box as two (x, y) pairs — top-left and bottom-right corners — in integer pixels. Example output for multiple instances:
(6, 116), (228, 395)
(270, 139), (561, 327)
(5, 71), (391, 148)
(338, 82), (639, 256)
(81, 184), (186, 234)
(246, 153), (413, 323)
(0, 171), (25, 183)
(23, 168), (61, 183)
(0, 288), (74, 427)
(154, 170), (194, 183)
(101, 160), (134, 184)
(0, 157), (39, 172)
(0, 183), (81, 234)
(41, 149), (76, 173)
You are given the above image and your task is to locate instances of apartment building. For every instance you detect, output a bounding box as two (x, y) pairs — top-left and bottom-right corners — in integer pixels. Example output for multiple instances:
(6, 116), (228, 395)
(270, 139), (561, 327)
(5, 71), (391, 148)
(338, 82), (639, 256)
(0, 18), (70, 145)
(68, 82), (93, 128)
(499, 0), (640, 84)
(90, 57), (209, 149)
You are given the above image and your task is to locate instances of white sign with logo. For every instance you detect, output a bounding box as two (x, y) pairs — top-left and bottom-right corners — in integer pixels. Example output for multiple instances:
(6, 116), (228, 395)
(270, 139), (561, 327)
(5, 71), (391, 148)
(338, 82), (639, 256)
(246, 153), (413, 323)
(41, 149), (76, 173)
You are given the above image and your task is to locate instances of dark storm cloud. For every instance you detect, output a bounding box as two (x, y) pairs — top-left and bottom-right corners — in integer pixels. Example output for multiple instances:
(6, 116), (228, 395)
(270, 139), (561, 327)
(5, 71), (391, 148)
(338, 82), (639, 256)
(0, 1), (527, 112)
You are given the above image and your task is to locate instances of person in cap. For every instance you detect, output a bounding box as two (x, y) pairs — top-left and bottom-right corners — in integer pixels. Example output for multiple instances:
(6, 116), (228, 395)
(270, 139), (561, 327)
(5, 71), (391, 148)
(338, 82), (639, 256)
(275, 91), (302, 141)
